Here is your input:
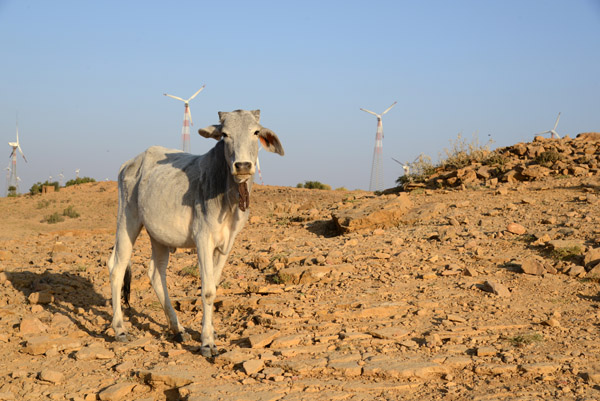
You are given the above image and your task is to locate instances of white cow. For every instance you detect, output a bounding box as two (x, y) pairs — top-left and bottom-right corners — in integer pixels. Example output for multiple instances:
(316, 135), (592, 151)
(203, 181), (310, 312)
(108, 109), (284, 356)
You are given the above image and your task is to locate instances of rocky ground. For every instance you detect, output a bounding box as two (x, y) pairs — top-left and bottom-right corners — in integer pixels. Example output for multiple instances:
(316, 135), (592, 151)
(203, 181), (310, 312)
(1, 136), (600, 400)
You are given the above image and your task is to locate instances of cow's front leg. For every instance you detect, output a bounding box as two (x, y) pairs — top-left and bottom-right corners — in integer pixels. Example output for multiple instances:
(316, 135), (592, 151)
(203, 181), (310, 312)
(197, 242), (218, 357)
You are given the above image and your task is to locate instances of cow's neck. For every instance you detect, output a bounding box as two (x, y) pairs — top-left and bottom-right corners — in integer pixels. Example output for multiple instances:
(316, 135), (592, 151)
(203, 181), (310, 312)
(207, 141), (253, 212)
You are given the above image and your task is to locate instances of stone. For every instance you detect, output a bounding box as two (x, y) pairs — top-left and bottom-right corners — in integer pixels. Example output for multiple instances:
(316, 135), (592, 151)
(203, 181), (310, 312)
(520, 259), (546, 276)
(28, 291), (54, 305)
(507, 223), (526, 235)
(138, 369), (194, 387)
(38, 369), (64, 384)
(249, 330), (280, 348)
(19, 316), (49, 335)
(270, 334), (304, 348)
(482, 280), (510, 297)
(586, 264), (600, 279)
(362, 356), (448, 379)
(98, 382), (136, 401)
(368, 327), (410, 340)
(567, 265), (586, 277)
(75, 344), (115, 360)
(476, 346), (496, 357)
(521, 362), (560, 375)
(332, 194), (412, 233)
(242, 359), (264, 375)
(584, 248), (600, 269)
(216, 349), (255, 365)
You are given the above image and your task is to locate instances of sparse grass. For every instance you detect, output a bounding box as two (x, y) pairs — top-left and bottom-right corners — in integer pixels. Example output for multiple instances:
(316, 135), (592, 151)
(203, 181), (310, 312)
(397, 133), (493, 185)
(43, 212), (65, 224)
(507, 333), (544, 347)
(63, 205), (80, 218)
(36, 199), (52, 209)
(440, 133), (493, 170)
(551, 245), (583, 261)
(335, 187), (348, 191)
(181, 265), (199, 278)
(220, 281), (231, 289)
(276, 217), (290, 226)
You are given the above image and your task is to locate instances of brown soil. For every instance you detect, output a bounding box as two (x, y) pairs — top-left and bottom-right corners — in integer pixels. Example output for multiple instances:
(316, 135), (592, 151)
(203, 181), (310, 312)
(1, 175), (600, 400)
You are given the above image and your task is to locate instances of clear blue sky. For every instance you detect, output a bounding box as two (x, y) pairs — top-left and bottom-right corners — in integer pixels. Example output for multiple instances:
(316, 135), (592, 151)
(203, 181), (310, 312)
(1, 0), (599, 193)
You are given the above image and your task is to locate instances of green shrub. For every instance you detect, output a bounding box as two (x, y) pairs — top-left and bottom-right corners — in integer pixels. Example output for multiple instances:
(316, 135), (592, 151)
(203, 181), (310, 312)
(7, 185), (18, 197)
(297, 181), (331, 190)
(535, 150), (561, 166)
(63, 205), (80, 218)
(65, 177), (96, 187)
(44, 212), (65, 224)
(36, 199), (52, 209)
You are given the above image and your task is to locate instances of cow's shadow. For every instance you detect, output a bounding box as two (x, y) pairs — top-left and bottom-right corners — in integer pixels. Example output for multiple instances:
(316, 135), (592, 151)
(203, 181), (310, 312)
(4, 269), (198, 344)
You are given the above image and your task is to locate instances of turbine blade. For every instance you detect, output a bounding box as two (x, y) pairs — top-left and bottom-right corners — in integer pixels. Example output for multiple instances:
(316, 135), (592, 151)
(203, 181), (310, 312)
(382, 101), (398, 115)
(360, 108), (379, 117)
(553, 112), (561, 130)
(187, 85), (206, 101)
(535, 130), (550, 135)
(18, 146), (27, 162)
(164, 93), (185, 102)
(391, 157), (403, 165)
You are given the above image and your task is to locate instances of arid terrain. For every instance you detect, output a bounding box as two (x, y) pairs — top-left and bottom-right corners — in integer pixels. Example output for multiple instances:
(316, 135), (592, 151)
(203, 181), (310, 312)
(1, 135), (600, 400)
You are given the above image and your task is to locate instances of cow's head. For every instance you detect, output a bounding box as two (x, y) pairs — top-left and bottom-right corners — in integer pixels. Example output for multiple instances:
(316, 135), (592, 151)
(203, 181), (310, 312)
(198, 109), (284, 184)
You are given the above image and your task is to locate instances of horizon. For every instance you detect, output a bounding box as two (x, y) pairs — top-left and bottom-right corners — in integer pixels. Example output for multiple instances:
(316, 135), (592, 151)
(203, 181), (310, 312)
(2, 1), (599, 195)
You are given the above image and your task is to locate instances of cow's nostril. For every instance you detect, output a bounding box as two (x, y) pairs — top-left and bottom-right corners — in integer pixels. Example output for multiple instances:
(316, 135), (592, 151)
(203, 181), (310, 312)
(234, 162), (252, 173)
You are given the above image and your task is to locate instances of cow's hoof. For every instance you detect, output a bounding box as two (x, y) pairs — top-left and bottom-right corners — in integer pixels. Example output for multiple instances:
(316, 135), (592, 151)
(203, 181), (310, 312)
(115, 332), (130, 343)
(200, 344), (218, 357)
(173, 331), (191, 343)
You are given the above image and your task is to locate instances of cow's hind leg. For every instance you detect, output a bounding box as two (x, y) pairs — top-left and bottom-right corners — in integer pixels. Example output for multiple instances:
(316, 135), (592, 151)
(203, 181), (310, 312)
(148, 238), (188, 341)
(109, 221), (141, 342)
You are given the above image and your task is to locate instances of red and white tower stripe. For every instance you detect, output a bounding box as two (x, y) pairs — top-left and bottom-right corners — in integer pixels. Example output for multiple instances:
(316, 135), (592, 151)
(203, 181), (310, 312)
(182, 103), (191, 153)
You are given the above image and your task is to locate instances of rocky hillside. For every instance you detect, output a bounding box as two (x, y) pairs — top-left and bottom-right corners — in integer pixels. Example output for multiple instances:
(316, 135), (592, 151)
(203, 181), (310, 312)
(405, 132), (600, 190)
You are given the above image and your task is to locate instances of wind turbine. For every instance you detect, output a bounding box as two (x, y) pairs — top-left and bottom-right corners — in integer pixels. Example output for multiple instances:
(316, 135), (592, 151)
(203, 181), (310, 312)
(164, 85), (206, 153)
(8, 121), (27, 194)
(536, 112), (562, 139)
(75, 168), (80, 179)
(361, 101), (397, 191)
(392, 157), (410, 177)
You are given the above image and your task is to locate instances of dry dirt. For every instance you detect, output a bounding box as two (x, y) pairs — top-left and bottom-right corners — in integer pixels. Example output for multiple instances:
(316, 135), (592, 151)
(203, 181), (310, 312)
(1, 175), (600, 400)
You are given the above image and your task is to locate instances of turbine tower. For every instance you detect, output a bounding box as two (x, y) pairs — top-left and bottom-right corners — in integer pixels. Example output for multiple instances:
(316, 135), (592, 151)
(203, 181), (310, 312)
(8, 121), (27, 194)
(164, 85), (206, 153)
(536, 112), (562, 139)
(361, 101), (397, 191)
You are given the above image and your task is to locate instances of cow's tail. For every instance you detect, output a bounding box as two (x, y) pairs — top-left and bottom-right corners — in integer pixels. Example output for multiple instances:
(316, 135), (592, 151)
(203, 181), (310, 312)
(122, 262), (132, 308)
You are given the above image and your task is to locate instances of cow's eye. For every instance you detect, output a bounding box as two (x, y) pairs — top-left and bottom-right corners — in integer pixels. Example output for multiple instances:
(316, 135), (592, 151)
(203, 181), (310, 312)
(254, 130), (260, 136)
(222, 132), (229, 138)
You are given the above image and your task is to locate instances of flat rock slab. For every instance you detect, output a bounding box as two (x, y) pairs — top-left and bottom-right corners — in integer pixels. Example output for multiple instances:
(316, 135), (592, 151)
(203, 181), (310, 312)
(138, 368), (195, 387)
(249, 330), (280, 349)
(362, 356), (449, 379)
(98, 382), (136, 401)
(332, 193), (413, 233)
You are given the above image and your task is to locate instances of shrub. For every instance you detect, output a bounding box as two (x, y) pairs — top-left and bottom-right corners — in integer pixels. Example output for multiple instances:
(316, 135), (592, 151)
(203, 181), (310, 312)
(44, 212), (65, 224)
(297, 181), (331, 190)
(36, 199), (52, 209)
(65, 177), (96, 187)
(396, 153), (436, 185)
(63, 205), (80, 218)
(7, 185), (17, 197)
(535, 150), (561, 166)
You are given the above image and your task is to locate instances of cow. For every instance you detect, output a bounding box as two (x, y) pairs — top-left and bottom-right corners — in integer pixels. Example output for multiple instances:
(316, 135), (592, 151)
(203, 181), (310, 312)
(107, 109), (284, 356)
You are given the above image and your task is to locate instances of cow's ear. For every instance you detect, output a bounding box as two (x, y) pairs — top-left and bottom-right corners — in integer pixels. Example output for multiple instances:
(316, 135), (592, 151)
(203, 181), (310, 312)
(250, 110), (261, 122)
(259, 128), (284, 156)
(198, 124), (222, 140)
